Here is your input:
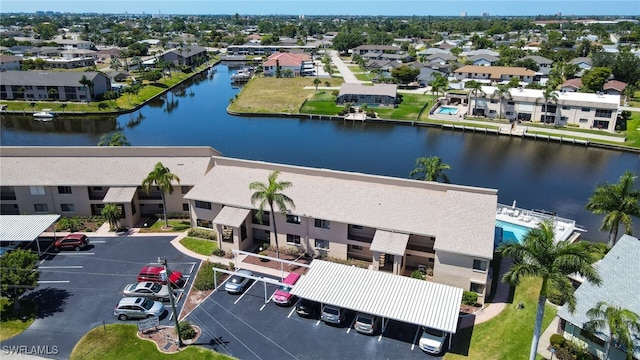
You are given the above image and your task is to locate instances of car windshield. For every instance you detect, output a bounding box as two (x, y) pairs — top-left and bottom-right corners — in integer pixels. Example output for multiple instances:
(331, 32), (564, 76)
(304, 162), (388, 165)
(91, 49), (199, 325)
(324, 307), (339, 315)
(424, 328), (445, 337)
(150, 283), (162, 292)
(278, 285), (291, 292)
(357, 316), (373, 324)
(141, 298), (154, 310)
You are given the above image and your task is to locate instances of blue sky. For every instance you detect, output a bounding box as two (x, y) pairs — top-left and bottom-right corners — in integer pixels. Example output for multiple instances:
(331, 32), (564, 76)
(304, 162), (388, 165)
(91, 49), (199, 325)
(1, 0), (638, 16)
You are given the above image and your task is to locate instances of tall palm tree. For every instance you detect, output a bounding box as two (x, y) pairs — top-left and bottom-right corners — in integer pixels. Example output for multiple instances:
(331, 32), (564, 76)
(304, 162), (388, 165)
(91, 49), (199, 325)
(497, 220), (601, 360)
(536, 87), (559, 124)
(409, 156), (452, 183)
(101, 203), (122, 231)
(585, 301), (640, 360)
(79, 75), (91, 101)
(98, 132), (131, 146)
(465, 80), (484, 116)
(142, 162), (180, 228)
(249, 171), (295, 279)
(491, 84), (512, 120)
(430, 73), (448, 100)
(585, 171), (640, 248)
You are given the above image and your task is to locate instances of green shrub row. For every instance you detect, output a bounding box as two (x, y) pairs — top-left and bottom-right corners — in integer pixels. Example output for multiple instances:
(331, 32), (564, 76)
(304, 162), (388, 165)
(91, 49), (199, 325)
(462, 291), (479, 306)
(187, 228), (217, 240)
(193, 261), (228, 291)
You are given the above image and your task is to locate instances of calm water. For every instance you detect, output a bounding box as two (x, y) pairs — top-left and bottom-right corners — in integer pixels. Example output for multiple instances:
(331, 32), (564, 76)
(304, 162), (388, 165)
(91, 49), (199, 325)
(2, 64), (640, 242)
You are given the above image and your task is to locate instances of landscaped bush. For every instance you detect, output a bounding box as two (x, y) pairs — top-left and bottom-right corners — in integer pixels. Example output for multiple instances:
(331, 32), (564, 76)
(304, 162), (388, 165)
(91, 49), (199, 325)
(550, 333), (566, 348)
(462, 291), (479, 306)
(187, 228), (216, 240)
(211, 248), (225, 257)
(553, 338), (596, 360)
(177, 320), (196, 340)
(411, 269), (425, 280)
(193, 261), (227, 291)
(55, 217), (83, 232)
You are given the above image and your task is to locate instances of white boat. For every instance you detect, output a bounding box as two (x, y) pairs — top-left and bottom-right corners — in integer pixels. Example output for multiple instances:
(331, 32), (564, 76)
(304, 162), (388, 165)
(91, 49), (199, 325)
(33, 109), (56, 121)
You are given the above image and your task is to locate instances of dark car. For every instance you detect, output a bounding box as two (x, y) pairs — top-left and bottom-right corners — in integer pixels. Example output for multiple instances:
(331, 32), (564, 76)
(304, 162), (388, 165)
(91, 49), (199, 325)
(53, 234), (89, 251)
(137, 265), (185, 288)
(295, 298), (321, 318)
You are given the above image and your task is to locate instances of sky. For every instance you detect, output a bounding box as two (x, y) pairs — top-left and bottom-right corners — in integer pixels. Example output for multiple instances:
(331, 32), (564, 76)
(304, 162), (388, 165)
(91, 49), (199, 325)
(1, 0), (639, 17)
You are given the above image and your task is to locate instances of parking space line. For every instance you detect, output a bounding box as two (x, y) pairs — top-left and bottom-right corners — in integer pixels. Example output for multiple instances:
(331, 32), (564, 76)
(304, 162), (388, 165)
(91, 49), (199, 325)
(90, 240), (106, 243)
(316, 319), (322, 326)
(287, 307), (296, 318)
(55, 252), (95, 255)
(38, 280), (70, 284)
(259, 293), (274, 311)
(188, 263), (196, 274)
(39, 266), (83, 269)
(347, 316), (357, 333)
(411, 326), (422, 350)
(234, 281), (258, 305)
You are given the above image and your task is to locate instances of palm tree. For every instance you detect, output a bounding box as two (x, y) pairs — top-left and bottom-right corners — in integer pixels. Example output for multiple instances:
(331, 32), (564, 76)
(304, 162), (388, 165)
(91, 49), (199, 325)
(536, 87), (559, 124)
(47, 88), (58, 101)
(491, 84), (512, 120)
(142, 162), (181, 229)
(585, 301), (640, 360)
(497, 220), (602, 360)
(465, 80), (484, 116)
(79, 75), (91, 101)
(430, 73), (448, 100)
(313, 78), (322, 92)
(409, 156), (452, 183)
(249, 171), (295, 279)
(98, 132), (131, 146)
(101, 203), (121, 231)
(585, 171), (640, 248)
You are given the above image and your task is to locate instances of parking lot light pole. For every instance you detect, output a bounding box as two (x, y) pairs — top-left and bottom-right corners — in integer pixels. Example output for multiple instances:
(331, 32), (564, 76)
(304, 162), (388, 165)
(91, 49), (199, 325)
(160, 258), (184, 347)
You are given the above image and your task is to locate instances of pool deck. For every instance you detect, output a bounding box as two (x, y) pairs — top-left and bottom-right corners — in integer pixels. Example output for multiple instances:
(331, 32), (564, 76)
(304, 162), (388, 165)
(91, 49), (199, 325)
(496, 204), (577, 242)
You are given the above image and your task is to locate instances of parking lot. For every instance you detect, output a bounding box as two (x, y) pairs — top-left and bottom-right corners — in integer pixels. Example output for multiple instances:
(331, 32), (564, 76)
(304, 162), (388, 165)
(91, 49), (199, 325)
(186, 271), (444, 360)
(2, 235), (198, 360)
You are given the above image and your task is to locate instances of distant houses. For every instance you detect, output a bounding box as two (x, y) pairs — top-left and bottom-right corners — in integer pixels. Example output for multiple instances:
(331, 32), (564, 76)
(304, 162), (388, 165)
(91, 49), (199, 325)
(262, 52), (313, 77)
(454, 65), (536, 85)
(0, 71), (111, 102)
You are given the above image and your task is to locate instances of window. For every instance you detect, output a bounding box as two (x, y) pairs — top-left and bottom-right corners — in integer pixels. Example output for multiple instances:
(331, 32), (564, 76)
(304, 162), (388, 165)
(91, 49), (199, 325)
(473, 259), (487, 272)
(196, 219), (213, 229)
(506, 111), (513, 116)
(194, 201), (212, 210)
(351, 245), (363, 251)
(542, 104), (557, 113)
(470, 282), (485, 294)
(182, 203), (189, 211)
(57, 186), (72, 194)
(252, 210), (270, 226)
(315, 219), (330, 229)
(490, 99), (498, 104)
(240, 223), (247, 240)
(286, 215), (301, 224)
(488, 110), (496, 114)
(34, 203), (48, 212)
(181, 186), (190, 194)
(30, 186), (45, 195)
(60, 203), (75, 212)
(562, 105), (570, 110)
(595, 109), (613, 118)
(579, 118), (588, 123)
(286, 234), (301, 244)
(507, 101), (514, 106)
(315, 239), (329, 249)
(351, 225), (363, 229)
(581, 107), (591, 112)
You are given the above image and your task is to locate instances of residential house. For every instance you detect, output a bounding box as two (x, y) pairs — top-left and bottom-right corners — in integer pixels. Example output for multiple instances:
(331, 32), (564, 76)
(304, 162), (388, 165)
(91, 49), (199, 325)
(0, 71), (111, 102)
(43, 49), (96, 69)
(470, 85), (620, 131)
(560, 78), (583, 92)
(603, 80), (627, 96)
(557, 234), (640, 360)
(520, 55), (553, 73)
(52, 39), (94, 50)
(569, 57), (593, 70)
(351, 45), (401, 56)
(262, 52), (312, 77)
(426, 53), (457, 65)
(467, 54), (499, 66)
(0, 55), (21, 71)
(226, 44), (316, 56)
(336, 83), (397, 107)
(159, 44), (208, 68)
(465, 49), (499, 57)
(453, 65), (536, 85)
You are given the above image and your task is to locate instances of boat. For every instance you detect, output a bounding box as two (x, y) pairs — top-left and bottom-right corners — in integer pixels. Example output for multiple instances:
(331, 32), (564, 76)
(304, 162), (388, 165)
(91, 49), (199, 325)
(230, 67), (254, 84)
(33, 109), (56, 121)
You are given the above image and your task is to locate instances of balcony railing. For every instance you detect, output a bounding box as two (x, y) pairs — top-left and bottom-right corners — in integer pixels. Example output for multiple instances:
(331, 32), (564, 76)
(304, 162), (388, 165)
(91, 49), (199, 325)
(347, 233), (374, 243)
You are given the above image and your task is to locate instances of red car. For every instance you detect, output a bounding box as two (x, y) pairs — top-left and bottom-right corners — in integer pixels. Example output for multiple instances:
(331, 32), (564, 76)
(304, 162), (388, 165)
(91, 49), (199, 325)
(137, 265), (185, 288)
(53, 234), (89, 252)
(272, 272), (301, 306)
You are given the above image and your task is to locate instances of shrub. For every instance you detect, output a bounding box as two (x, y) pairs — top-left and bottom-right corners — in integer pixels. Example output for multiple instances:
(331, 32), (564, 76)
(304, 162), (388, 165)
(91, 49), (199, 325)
(462, 291), (478, 306)
(410, 270), (425, 280)
(211, 248), (226, 257)
(55, 217), (83, 232)
(550, 334), (566, 348)
(193, 261), (227, 291)
(177, 320), (196, 340)
(187, 228), (216, 240)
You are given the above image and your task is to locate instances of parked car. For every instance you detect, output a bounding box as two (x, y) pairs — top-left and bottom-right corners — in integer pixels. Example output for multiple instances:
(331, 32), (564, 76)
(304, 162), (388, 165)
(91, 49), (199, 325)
(295, 298), (321, 318)
(53, 233), (89, 252)
(137, 265), (185, 288)
(321, 304), (346, 325)
(224, 269), (253, 294)
(123, 282), (174, 302)
(114, 297), (165, 320)
(419, 326), (448, 355)
(354, 312), (381, 335)
(272, 272), (301, 306)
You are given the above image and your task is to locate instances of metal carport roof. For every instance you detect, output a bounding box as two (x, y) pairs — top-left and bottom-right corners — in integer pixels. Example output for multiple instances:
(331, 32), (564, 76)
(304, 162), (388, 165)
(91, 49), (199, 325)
(0, 215), (61, 255)
(290, 260), (463, 334)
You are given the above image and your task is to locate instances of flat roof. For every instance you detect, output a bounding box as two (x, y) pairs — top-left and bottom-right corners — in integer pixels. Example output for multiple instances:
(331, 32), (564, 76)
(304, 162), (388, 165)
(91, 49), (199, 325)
(214, 206), (251, 228)
(186, 157), (498, 259)
(102, 187), (137, 203)
(290, 260), (463, 333)
(370, 230), (409, 256)
(0, 215), (61, 242)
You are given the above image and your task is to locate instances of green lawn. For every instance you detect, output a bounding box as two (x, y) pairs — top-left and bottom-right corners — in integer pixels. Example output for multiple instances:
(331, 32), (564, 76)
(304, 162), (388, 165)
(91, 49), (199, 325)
(70, 324), (234, 360)
(445, 277), (558, 360)
(0, 297), (37, 341)
(179, 237), (218, 256)
(138, 219), (191, 233)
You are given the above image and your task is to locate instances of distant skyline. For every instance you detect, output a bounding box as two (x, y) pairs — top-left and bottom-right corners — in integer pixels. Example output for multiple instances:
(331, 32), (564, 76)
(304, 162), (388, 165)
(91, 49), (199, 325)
(2, 0), (639, 17)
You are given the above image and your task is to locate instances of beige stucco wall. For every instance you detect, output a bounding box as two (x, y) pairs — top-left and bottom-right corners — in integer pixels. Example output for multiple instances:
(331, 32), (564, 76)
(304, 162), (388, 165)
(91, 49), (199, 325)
(433, 251), (491, 304)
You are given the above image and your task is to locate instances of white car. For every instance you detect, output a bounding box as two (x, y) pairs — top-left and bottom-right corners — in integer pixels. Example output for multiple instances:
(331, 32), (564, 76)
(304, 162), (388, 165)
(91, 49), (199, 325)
(123, 282), (174, 302)
(419, 326), (447, 355)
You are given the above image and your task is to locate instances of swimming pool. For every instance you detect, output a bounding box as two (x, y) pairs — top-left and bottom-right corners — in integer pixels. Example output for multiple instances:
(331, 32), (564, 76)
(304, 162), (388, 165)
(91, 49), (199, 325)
(437, 106), (459, 115)
(496, 220), (533, 245)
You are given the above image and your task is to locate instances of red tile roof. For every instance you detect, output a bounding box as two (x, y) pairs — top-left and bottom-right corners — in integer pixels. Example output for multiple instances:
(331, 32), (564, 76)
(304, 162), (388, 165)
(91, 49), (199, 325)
(561, 78), (582, 89)
(603, 80), (627, 92)
(263, 52), (310, 67)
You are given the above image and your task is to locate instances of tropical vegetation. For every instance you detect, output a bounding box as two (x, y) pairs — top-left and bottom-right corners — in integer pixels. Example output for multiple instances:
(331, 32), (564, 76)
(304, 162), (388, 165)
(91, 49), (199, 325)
(585, 301), (640, 360)
(409, 156), (452, 183)
(141, 162), (181, 229)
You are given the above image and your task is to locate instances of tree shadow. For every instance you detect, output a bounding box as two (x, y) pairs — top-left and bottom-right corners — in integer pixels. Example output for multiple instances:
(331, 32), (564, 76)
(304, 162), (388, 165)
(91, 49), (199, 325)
(25, 287), (70, 318)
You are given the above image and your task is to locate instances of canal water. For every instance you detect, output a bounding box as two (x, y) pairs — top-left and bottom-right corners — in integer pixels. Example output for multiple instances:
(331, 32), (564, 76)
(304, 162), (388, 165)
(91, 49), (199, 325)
(2, 64), (639, 242)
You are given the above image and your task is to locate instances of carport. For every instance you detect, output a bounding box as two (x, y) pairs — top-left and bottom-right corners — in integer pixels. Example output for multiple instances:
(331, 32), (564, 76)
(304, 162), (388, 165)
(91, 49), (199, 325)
(0, 214), (61, 255)
(290, 259), (463, 346)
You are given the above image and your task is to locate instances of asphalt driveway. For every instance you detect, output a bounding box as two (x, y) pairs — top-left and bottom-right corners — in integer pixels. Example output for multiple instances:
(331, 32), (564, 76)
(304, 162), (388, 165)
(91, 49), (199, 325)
(2, 235), (198, 360)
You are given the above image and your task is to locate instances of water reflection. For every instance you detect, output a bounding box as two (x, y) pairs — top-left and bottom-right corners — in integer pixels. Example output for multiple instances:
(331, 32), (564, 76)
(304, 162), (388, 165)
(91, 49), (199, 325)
(1, 114), (117, 134)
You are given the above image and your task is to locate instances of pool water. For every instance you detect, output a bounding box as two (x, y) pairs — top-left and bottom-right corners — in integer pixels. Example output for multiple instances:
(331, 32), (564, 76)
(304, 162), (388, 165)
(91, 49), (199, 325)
(437, 106), (459, 115)
(495, 220), (533, 245)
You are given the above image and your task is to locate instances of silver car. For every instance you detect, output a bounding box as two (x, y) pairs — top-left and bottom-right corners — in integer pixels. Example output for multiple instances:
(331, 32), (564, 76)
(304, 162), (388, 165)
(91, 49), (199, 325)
(224, 269), (253, 294)
(114, 297), (165, 320)
(123, 282), (174, 302)
(321, 304), (346, 324)
(354, 312), (380, 335)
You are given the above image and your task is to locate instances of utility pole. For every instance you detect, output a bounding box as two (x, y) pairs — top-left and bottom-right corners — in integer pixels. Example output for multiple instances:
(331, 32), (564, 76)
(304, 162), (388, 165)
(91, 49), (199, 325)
(159, 258), (183, 347)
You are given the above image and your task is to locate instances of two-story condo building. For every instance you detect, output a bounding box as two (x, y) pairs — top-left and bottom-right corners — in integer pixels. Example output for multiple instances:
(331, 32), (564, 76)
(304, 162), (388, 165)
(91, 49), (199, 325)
(0, 71), (111, 102)
(454, 65), (536, 85)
